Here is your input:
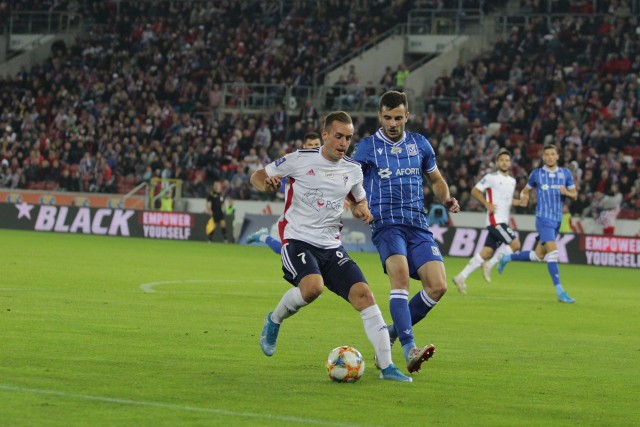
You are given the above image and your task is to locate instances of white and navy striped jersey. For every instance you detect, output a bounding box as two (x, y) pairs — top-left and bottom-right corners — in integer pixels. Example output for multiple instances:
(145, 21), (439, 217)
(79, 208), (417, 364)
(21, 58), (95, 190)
(264, 147), (366, 249)
(527, 166), (576, 222)
(474, 171), (516, 226)
(351, 129), (436, 230)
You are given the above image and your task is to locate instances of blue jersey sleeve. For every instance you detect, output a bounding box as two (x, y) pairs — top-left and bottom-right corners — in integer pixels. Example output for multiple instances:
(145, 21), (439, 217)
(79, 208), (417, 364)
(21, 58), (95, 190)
(421, 137), (437, 173)
(563, 168), (576, 189)
(351, 138), (371, 171)
(527, 169), (538, 189)
(351, 140), (365, 162)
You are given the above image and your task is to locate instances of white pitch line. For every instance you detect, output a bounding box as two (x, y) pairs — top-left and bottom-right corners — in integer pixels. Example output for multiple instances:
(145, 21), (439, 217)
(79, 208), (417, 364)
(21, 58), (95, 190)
(139, 279), (241, 293)
(139, 279), (283, 293)
(0, 384), (374, 427)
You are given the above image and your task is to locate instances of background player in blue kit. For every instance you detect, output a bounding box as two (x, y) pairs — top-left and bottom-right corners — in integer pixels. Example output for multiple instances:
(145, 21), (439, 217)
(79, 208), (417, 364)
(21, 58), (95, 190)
(498, 144), (578, 304)
(352, 91), (460, 373)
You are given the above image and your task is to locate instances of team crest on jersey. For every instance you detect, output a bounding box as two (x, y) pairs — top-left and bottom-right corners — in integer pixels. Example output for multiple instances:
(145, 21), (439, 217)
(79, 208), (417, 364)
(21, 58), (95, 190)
(275, 157), (286, 167)
(391, 146), (402, 154)
(407, 144), (418, 156)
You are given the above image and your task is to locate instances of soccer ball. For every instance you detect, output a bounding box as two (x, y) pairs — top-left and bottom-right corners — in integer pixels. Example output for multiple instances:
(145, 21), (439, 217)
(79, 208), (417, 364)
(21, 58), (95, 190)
(326, 346), (365, 383)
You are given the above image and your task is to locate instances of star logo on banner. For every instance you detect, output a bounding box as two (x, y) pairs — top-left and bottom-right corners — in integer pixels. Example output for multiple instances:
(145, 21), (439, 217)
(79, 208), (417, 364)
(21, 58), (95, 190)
(430, 224), (446, 243)
(16, 202), (34, 220)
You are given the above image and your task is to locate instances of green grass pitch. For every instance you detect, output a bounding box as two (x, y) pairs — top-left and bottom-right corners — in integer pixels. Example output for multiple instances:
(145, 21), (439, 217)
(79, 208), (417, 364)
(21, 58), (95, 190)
(1, 229), (638, 426)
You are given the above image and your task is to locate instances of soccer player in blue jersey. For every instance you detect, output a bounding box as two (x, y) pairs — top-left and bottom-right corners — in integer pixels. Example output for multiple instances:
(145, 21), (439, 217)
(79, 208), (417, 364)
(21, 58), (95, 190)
(497, 144), (578, 303)
(352, 91), (460, 373)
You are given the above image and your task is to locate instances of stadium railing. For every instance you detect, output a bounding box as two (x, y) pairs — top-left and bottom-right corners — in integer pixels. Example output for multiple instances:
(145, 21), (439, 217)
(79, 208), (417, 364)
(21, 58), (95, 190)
(7, 11), (82, 35)
(218, 83), (416, 118)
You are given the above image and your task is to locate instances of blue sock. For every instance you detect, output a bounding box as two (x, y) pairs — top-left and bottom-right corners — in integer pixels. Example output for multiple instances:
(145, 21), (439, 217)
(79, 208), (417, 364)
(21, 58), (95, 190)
(389, 290), (414, 351)
(547, 261), (564, 292)
(402, 342), (415, 360)
(265, 236), (282, 254)
(408, 289), (437, 325)
(510, 251), (531, 262)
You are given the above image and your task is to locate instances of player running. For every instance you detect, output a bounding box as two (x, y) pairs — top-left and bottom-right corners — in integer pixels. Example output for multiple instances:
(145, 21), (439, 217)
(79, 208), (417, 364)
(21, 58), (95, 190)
(452, 148), (525, 293)
(497, 144), (578, 303)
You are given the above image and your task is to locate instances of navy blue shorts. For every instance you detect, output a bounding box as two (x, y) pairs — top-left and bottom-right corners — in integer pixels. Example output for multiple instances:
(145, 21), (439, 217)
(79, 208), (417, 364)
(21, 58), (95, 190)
(484, 223), (516, 250)
(371, 224), (443, 281)
(280, 239), (367, 302)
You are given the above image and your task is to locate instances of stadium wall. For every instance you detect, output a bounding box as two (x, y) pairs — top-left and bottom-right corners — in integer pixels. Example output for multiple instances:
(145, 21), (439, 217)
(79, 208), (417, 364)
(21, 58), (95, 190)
(184, 198), (640, 238)
(240, 213), (639, 269)
(1, 201), (637, 268)
(0, 202), (228, 243)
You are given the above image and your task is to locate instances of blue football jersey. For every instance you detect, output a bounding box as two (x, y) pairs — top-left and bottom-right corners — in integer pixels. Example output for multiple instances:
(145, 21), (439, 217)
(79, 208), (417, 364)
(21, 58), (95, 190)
(352, 129), (437, 229)
(527, 166), (576, 222)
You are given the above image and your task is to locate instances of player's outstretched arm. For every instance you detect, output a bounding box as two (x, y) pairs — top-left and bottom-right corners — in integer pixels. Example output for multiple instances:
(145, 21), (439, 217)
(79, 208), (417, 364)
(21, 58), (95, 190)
(560, 186), (578, 200)
(250, 168), (282, 193)
(428, 169), (460, 213)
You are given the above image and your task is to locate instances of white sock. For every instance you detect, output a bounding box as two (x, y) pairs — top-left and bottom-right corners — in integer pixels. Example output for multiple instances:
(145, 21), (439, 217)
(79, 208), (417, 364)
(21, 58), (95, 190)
(258, 234), (268, 243)
(460, 253), (484, 279)
(360, 304), (392, 370)
(271, 287), (308, 324)
(487, 245), (513, 268)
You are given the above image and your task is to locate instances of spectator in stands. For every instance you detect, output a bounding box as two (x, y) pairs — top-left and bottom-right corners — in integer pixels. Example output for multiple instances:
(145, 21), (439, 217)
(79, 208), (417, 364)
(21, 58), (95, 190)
(394, 63), (409, 92)
(598, 183), (623, 235)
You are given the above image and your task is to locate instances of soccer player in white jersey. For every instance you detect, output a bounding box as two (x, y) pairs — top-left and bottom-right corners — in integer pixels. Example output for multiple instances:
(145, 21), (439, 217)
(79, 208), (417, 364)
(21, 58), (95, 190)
(246, 132), (323, 254)
(352, 91), (460, 373)
(250, 111), (412, 382)
(452, 148), (526, 293)
(498, 144), (578, 303)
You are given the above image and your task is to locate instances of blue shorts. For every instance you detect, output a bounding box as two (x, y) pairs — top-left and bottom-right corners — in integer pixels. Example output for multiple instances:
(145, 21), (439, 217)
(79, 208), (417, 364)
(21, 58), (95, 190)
(485, 223), (516, 250)
(372, 225), (443, 281)
(536, 217), (560, 244)
(280, 239), (367, 302)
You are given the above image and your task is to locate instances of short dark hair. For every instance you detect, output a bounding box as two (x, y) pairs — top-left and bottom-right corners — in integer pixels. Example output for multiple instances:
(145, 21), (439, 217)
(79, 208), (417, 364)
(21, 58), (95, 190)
(379, 91), (408, 112)
(323, 111), (352, 131)
(303, 132), (320, 142)
(543, 144), (559, 154)
(496, 148), (511, 161)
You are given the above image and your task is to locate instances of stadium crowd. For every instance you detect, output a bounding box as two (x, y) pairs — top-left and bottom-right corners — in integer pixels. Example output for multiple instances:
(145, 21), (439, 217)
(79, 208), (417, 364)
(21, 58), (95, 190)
(0, 0), (638, 225)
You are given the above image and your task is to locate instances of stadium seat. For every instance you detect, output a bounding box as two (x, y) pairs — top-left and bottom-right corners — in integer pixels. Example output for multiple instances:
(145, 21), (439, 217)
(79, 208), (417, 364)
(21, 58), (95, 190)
(527, 144), (543, 158)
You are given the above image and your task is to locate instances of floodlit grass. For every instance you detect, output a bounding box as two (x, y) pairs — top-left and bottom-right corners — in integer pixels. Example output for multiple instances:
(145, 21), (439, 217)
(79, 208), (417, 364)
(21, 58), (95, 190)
(1, 229), (638, 426)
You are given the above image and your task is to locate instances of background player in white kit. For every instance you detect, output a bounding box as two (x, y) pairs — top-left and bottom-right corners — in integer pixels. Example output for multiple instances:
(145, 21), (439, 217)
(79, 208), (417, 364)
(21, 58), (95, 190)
(250, 111), (412, 382)
(452, 149), (526, 293)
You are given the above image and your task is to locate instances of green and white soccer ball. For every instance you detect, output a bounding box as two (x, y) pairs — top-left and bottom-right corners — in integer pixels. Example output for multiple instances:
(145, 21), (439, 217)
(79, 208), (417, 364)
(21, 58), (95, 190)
(326, 346), (365, 383)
